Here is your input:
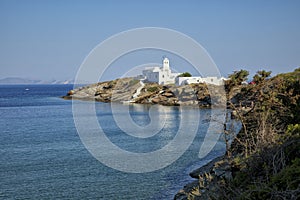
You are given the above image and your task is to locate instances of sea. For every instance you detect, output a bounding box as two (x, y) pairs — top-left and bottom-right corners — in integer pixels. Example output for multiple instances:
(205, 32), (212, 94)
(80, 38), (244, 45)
(0, 84), (235, 199)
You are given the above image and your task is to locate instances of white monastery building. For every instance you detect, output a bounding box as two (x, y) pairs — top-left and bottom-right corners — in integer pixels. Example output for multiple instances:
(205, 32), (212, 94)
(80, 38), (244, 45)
(142, 57), (225, 86)
(175, 76), (226, 86)
(142, 57), (181, 85)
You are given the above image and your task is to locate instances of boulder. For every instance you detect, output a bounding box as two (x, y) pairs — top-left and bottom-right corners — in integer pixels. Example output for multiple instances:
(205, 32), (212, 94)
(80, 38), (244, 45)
(151, 97), (160, 104)
(67, 90), (75, 95)
(162, 92), (174, 97)
(182, 87), (194, 95)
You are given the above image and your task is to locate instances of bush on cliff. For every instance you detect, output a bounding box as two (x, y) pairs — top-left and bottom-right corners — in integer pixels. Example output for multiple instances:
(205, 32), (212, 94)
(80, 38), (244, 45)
(220, 68), (300, 199)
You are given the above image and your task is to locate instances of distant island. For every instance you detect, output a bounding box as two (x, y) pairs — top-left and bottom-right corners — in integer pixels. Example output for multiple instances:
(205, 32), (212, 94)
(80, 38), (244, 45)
(0, 77), (75, 85)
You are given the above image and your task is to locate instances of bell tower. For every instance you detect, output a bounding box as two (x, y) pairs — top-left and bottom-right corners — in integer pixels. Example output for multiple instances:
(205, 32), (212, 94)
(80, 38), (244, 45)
(162, 57), (170, 71)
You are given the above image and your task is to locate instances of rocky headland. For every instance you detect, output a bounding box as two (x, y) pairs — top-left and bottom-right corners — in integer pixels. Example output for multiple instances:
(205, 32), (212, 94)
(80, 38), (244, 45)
(62, 77), (227, 107)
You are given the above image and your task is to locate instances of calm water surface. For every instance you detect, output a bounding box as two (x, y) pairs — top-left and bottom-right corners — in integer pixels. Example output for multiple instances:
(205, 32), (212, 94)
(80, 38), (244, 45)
(0, 85), (229, 199)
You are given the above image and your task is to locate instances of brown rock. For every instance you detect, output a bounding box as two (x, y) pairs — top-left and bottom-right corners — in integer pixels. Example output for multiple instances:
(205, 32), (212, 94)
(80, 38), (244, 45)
(151, 97), (160, 104)
(67, 90), (75, 95)
(162, 92), (174, 97)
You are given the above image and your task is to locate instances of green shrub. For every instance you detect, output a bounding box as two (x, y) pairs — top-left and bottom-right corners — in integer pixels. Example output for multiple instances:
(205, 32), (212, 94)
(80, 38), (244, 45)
(128, 79), (139, 86)
(270, 158), (300, 190)
(178, 72), (192, 77)
(147, 86), (159, 92)
(286, 124), (300, 136)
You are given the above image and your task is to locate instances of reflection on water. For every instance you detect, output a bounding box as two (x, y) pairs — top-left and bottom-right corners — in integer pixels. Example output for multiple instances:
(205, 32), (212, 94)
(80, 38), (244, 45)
(0, 85), (240, 199)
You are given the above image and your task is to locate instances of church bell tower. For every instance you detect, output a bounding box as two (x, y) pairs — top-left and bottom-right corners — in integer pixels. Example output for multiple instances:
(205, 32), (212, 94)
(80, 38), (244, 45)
(162, 57), (170, 71)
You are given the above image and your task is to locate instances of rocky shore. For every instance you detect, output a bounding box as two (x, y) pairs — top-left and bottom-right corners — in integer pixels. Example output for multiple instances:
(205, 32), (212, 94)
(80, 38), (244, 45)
(62, 77), (227, 107)
(174, 156), (231, 200)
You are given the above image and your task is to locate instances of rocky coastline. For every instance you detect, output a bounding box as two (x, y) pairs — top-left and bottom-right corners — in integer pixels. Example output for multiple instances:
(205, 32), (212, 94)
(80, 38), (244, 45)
(62, 77), (227, 108)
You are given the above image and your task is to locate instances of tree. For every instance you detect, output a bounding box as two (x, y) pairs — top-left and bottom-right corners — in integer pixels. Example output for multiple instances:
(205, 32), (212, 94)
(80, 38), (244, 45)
(227, 69), (249, 88)
(178, 72), (192, 77)
(229, 70), (249, 84)
(253, 70), (272, 84)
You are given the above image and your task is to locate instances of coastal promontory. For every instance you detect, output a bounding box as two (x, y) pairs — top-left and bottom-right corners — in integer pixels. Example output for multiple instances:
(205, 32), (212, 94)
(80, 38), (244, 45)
(62, 77), (226, 107)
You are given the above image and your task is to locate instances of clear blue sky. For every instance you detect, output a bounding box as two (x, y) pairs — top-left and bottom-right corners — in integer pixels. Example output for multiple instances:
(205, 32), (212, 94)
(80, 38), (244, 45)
(0, 0), (299, 81)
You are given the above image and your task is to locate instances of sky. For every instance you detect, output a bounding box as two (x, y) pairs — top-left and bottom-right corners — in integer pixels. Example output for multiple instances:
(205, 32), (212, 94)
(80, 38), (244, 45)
(0, 0), (300, 81)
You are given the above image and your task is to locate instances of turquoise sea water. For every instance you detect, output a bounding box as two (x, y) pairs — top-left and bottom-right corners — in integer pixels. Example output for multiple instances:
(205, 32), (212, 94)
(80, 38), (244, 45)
(0, 85), (228, 199)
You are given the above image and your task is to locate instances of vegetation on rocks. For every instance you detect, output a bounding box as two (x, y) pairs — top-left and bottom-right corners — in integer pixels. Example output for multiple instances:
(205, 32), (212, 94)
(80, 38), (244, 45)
(176, 68), (300, 200)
